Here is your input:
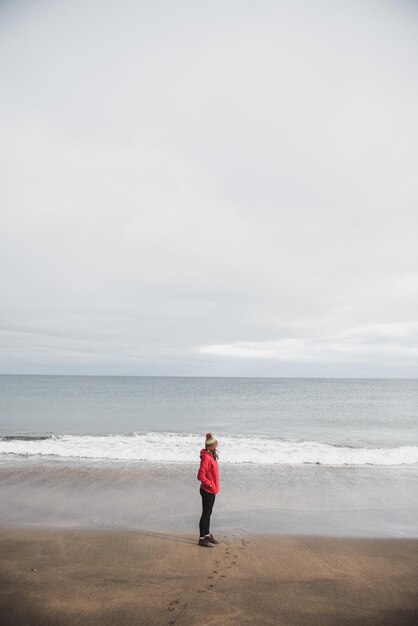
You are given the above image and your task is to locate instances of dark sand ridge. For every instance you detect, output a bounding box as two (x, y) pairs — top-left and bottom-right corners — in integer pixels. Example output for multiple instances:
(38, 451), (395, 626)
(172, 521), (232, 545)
(1, 529), (417, 626)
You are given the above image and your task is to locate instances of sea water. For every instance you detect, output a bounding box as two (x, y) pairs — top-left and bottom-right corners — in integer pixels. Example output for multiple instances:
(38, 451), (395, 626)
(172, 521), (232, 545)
(1, 375), (417, 461)
(0, 375), (417, 536)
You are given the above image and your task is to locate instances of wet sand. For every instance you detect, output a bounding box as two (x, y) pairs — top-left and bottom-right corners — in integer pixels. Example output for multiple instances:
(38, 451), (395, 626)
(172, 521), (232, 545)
(1, 529), (417, 626)
(1, 460), (418, 537)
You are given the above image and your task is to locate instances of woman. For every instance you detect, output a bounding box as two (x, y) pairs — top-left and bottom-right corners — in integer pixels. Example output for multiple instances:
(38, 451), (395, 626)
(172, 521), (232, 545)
(197, 433), (220, 547)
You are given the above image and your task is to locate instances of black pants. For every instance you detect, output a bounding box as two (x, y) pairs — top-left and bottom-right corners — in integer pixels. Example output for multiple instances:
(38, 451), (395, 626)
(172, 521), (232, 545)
(199, 488), (215, 537)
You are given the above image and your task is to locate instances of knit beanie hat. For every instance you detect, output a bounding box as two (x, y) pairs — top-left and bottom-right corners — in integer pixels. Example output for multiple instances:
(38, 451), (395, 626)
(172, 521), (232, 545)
(205, 433), (217, 448)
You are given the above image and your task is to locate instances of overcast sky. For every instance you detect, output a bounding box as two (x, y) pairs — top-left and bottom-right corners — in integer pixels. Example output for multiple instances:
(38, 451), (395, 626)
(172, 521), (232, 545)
(1, 0), (418, 377)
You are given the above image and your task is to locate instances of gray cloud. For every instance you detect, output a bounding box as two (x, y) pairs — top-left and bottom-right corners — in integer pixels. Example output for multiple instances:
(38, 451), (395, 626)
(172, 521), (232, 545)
(1, 0), (418, 376)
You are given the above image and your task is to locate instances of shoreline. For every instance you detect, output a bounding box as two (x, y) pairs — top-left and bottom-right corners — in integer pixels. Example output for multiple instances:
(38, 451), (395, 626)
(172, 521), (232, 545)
(1, 460), (417, 538)
(1, 528), (417, 625)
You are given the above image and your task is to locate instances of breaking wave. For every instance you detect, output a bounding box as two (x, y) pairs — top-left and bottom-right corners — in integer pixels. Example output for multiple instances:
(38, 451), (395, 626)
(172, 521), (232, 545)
(1, 432), (417, 465)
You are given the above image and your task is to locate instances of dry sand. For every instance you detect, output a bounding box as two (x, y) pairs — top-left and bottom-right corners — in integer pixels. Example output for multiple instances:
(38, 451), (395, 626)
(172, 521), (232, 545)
(0, 529), (417, 626)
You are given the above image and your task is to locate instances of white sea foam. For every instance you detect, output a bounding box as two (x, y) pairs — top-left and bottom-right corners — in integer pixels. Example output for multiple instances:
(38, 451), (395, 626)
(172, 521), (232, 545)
(1, 432), (418, 465)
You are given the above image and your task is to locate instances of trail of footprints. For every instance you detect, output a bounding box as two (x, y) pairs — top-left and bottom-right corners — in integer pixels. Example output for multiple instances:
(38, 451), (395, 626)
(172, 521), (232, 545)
(166, 536), (249, 625)
(199, 536), (248, 592)
(167, 599), (188, 626)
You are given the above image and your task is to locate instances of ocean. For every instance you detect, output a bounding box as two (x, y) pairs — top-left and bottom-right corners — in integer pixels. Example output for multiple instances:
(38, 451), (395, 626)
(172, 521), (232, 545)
(1, 375), (417, 537)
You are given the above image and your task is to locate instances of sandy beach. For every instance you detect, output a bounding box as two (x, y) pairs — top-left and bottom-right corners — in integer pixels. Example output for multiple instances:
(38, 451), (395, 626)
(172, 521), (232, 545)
(1, 529), (417, 626)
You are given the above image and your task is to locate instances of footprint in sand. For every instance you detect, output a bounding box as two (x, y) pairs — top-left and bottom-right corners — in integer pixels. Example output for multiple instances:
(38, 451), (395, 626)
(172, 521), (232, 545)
(167, 600), (179, 612)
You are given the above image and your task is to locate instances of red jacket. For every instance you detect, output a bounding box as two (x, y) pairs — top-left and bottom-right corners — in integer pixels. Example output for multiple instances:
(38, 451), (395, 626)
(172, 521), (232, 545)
(197, 449), (220, 494)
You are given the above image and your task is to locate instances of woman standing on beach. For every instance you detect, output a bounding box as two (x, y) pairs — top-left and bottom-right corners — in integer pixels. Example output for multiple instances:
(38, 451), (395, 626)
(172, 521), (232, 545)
(197, 433), (220, 548)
